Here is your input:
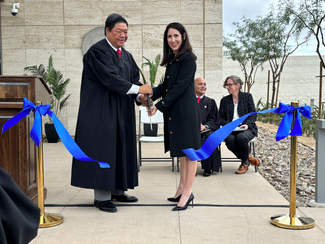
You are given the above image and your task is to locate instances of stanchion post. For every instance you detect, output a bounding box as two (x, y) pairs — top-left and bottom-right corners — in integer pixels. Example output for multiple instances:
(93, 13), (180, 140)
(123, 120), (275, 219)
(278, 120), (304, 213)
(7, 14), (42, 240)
(270, 101), (315, 229)
(289, 101), (298, 225)
(35, 101), (64, 228)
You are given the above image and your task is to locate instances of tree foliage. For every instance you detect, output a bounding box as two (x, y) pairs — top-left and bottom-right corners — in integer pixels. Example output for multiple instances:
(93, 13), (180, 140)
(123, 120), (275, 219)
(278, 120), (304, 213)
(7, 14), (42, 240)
(262, 4), (309, 108)
(278, 0), (325, 68)
(223, 17), (269, 92)
(224, 2), (310, 108)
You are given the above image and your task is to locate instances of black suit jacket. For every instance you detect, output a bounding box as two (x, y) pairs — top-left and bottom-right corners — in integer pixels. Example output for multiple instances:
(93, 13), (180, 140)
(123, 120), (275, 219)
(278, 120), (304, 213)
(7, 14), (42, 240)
(219, 91), (257, 135)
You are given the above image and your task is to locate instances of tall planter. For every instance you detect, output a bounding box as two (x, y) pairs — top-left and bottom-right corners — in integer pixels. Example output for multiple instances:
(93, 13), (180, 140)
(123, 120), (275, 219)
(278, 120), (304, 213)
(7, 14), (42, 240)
(45, 123), (59, 143)
(143, 123), (158, 136)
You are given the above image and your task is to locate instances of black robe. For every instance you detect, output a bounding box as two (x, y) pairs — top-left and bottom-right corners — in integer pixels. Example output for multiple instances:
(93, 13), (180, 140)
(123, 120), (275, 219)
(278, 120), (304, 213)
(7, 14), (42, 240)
(199, 96), (221, 171)
(0, 168), (40, 244)
(71, 39), (142, 191)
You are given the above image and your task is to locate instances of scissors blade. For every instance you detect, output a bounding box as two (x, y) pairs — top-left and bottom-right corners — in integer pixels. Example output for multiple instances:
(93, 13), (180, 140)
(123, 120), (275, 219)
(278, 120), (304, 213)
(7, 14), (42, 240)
(147, 93), (152, 130)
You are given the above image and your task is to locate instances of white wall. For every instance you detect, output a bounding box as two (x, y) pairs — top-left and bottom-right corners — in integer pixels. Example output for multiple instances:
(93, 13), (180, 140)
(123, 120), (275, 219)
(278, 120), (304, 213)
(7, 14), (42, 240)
(222, 55), (325, 110)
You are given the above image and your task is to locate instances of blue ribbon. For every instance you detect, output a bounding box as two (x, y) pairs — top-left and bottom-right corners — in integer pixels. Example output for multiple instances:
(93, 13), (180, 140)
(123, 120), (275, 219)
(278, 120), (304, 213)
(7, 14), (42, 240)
(1, 97), (109, 168)
(182, 102), (311, 161)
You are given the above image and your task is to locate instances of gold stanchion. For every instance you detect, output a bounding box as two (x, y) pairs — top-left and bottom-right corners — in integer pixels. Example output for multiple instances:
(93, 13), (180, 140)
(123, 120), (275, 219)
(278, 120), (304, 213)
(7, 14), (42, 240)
(36, 101), (64, 228)
(270, 101), (315, 229)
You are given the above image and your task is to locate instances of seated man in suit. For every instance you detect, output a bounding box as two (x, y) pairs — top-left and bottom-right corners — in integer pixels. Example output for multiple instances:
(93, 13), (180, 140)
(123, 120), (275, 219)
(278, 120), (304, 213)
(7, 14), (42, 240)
(195, 77), (221, 177)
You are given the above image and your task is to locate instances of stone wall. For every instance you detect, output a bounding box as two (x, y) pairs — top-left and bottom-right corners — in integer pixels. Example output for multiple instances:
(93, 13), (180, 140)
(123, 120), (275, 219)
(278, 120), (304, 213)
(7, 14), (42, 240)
(0, 0), (223, 135)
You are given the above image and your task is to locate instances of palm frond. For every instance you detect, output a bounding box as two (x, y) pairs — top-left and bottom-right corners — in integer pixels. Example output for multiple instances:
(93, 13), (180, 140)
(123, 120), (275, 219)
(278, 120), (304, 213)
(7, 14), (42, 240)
(24, 55), (71, 120)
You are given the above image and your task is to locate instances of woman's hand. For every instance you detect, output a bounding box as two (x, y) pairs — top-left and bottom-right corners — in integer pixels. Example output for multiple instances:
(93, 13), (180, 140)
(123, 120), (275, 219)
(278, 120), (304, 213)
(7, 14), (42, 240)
(239, 124), (248, 130)
(148, 105), (157, 116)
(200, 124), (206, 131)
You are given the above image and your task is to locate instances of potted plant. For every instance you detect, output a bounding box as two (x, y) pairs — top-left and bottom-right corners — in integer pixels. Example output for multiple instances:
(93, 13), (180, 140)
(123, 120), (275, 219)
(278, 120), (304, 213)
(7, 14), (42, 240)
(139, 54), (163, 136)
(24, 55), (71, 143)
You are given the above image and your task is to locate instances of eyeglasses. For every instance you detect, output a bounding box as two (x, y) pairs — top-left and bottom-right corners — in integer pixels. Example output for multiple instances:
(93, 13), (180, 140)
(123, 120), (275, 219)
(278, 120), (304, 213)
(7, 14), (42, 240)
(225, 83), (236, 87)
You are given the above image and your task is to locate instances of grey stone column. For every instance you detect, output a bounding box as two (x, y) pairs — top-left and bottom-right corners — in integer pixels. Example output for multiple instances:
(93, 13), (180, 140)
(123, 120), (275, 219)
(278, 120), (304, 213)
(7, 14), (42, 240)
(309, 119), (325, 207)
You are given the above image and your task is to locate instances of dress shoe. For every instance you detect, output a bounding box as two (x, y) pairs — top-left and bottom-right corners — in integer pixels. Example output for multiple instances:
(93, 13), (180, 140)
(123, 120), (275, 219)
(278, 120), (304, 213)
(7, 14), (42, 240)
(235, 164), (249, 174)
(172, 193), (194, 211)
(248, 155), (260, 166)
(111, 193), (138, 202)
(203, 169), (211, 177)
(167, 194), (181, 202)
(94, 200), (117, 213)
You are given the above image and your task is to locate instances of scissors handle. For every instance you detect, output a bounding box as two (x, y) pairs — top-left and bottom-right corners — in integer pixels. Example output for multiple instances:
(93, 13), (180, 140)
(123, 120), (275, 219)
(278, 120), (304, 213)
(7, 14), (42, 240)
(147, 94), (151, 115)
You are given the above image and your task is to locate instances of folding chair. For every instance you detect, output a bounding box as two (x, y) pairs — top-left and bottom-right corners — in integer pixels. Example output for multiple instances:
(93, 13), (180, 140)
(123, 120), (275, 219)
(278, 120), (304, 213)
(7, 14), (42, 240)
(137, 106), (179, 172)
(219, 137), (257, 172)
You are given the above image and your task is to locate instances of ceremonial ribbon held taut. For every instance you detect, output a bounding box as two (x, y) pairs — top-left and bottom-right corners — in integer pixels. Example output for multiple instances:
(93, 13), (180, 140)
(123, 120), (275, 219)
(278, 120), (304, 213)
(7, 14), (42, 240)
(182, 103), (311, 161)
(1, 97), (109, 168)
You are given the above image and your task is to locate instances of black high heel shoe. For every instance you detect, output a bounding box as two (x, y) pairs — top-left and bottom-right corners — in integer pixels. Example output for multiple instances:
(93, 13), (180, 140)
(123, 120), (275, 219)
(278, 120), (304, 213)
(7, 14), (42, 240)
(167, 194), (182, 202)
(172, 193), (194, 211)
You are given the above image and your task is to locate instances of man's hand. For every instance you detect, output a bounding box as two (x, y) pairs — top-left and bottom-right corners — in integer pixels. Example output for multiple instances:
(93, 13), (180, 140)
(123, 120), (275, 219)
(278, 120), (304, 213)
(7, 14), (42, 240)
(139, 95), (146, 105)
(139, 84), (152, 95)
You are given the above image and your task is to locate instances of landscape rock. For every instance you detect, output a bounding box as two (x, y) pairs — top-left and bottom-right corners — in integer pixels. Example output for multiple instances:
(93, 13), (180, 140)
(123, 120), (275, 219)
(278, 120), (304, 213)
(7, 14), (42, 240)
(255, 126), (316, 207)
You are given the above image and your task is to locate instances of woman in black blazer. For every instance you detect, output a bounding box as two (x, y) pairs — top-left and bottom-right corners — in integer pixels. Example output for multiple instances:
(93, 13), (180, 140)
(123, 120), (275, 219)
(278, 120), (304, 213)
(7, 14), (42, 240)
(150, 22), (200, 211)
(219, 75), (260, 174)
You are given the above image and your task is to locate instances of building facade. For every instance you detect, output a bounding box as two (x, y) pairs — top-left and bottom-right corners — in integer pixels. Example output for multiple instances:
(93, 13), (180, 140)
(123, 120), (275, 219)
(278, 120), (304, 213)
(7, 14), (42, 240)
(0, 0), (223, 135)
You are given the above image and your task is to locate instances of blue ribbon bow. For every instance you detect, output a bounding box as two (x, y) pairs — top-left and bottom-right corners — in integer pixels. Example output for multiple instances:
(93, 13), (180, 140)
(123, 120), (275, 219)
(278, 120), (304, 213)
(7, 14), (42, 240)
(1, 97), (109, 168)
(182, 102), (311, 161)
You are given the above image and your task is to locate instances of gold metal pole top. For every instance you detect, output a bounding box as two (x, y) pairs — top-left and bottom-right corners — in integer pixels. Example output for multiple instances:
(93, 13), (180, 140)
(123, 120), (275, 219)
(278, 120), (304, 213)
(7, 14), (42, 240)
(291, 101), (299, 107)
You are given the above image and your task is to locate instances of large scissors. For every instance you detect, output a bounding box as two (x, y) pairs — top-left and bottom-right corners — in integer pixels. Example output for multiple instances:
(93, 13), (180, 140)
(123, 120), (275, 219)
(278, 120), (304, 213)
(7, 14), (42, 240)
(147, 93), (152, 130)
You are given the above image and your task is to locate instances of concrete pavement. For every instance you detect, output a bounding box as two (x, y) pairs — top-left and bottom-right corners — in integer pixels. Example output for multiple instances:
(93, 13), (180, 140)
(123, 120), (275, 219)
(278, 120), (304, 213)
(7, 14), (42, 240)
(30, 141), (325, 244)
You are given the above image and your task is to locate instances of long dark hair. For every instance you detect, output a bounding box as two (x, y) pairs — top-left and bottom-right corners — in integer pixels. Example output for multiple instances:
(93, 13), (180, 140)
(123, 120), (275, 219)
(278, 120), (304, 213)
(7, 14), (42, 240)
(160, 22), (197, 67)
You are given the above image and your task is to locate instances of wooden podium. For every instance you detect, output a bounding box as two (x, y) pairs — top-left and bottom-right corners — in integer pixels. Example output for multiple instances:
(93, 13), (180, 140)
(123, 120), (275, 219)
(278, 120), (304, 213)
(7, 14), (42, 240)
(0, 76), (51, 204)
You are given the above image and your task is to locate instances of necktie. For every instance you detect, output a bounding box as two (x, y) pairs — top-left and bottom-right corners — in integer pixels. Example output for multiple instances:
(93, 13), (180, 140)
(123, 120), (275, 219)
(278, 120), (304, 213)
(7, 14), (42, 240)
(197, 97), (201, 103)
(117, 49), (121, 57)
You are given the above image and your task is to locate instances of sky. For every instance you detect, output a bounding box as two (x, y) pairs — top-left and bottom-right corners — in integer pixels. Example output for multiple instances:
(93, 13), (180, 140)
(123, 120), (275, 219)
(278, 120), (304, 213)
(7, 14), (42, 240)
(223, 0), (323, 56)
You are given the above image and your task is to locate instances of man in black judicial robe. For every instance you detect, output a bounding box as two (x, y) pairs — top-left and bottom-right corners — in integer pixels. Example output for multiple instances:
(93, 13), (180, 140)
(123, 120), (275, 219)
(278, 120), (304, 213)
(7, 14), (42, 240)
(71, 13), (152, 212)
(195, 78), (221, 177)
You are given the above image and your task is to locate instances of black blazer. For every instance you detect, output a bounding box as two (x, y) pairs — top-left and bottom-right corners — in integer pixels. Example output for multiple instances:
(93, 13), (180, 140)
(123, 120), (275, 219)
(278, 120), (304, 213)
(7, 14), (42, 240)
(219, 91), (257, 135)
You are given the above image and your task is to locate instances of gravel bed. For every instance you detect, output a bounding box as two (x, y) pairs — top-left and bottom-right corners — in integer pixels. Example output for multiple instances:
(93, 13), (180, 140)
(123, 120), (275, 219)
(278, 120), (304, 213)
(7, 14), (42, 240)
(255, 126), (316, 207)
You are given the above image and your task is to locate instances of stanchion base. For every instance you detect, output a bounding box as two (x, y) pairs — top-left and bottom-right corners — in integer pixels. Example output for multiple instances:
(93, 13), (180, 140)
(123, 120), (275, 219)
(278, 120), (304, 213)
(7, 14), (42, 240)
(270, 214), (315, 229)
(39, 213), (64, 228)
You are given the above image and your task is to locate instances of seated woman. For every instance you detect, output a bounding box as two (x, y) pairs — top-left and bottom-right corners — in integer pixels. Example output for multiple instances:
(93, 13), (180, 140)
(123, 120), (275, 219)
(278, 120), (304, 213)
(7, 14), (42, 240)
(219, 75), (260, 174)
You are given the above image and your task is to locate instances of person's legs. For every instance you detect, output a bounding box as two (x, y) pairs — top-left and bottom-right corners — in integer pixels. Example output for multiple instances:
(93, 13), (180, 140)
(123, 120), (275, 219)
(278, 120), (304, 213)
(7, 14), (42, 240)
(94, 190), (117, 212)
(235, 130), (255, 163)
(234, 129), (255, 174)
(94, 189), (111, 201)
(172, 157), (187, 198)
(177, 156), (197, 207)
(225, 133), (240, 158)
(201, 131), (213, 176)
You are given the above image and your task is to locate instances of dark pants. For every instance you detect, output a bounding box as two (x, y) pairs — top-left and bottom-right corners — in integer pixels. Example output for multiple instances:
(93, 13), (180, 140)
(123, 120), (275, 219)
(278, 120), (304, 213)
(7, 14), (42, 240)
(225, 129), (255, 164)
